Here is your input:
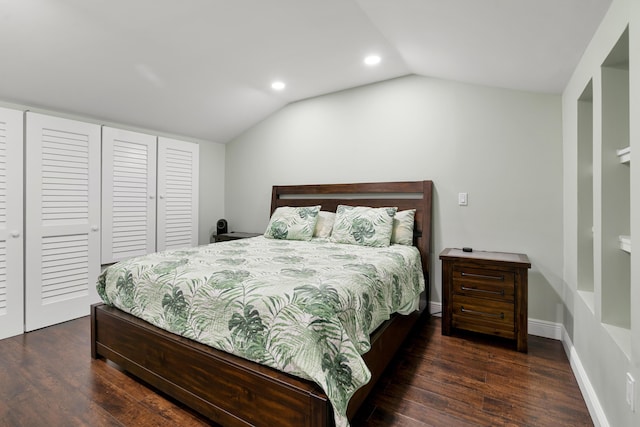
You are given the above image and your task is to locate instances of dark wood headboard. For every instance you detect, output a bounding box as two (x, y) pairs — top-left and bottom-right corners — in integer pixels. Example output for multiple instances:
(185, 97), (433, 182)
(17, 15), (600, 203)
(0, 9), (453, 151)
(270, 180), (433, 282)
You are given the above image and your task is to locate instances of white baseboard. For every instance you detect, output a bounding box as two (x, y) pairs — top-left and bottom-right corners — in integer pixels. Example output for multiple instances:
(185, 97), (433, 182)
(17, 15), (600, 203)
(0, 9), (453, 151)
(528, 318), (562, 340)
(561, 327), (610, 427)
(429, 301), (442, 317)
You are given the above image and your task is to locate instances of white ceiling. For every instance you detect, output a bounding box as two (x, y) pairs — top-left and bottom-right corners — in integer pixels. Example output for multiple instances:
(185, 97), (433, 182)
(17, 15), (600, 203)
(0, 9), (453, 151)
(0, 0), (612, 143)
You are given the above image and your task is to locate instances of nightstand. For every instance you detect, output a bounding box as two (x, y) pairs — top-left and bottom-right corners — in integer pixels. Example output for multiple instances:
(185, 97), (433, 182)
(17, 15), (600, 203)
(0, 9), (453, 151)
(212, 232), (262, 243)
(439, 248), (531, 352)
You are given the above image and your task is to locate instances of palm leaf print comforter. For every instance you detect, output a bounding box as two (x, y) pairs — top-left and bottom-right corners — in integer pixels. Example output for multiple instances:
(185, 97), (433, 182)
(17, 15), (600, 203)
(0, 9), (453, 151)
(97, 236), (425, 427)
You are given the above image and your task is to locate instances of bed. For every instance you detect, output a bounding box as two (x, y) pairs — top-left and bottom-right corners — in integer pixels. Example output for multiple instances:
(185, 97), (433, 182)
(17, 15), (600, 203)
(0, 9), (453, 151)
(91, 180), (433, 427)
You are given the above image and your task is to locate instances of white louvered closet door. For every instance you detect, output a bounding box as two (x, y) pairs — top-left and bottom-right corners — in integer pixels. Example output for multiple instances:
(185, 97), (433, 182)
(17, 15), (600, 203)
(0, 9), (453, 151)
(0, 107), (24, 340)
(102, 127), (157, 264)
(157, 137), (199, 251)
(25, 112), (101, 331)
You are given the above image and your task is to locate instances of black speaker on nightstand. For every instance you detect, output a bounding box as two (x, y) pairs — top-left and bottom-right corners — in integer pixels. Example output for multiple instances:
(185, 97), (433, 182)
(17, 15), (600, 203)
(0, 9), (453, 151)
(216, 219), (228, 235)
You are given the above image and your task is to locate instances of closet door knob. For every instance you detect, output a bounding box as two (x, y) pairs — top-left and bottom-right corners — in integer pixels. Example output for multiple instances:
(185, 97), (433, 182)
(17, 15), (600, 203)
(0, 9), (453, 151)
(149, 195), (155, 200)
(91, 226), (99, 232)
(10, 231), (20, 238)
(159, 195), (165, 199)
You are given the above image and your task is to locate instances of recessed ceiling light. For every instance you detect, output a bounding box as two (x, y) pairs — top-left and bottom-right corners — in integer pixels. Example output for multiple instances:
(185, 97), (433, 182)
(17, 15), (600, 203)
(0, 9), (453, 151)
(271, 81), (286, 90)
(364, 55), (381, 66)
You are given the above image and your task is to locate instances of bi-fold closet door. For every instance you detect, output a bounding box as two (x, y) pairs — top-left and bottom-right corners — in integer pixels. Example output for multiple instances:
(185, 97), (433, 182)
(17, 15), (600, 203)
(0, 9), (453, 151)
(102, 130), (199, 264)
(157, 137), (199, 251)
(101, 127), (157, 264)
(25, 112), (101, 332)
(0, 107), (24, 340)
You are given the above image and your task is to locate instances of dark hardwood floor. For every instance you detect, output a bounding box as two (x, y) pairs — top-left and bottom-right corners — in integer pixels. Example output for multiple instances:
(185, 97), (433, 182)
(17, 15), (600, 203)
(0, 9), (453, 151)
(0, 315), (592, 427)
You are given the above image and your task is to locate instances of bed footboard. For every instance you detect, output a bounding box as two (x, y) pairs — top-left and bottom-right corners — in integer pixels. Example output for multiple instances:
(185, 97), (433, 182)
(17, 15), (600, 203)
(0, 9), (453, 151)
(91, 297), (426, 427)
(92, 303), (331, 427)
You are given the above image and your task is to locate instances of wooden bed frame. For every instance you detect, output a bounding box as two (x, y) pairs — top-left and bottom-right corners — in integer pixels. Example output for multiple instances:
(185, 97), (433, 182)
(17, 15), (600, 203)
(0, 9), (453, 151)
(91, 180), (433, 426)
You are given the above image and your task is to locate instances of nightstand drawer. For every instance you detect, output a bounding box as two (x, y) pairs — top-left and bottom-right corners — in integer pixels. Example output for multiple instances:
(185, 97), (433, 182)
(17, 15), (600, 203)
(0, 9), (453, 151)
(452, 295), (515, 337)
(452, 266), (515, 302)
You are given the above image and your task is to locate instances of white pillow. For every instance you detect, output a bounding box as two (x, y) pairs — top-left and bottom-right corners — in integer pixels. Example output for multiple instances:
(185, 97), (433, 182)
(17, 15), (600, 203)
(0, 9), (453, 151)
(313, 211), (336, 238)
(391, 209), (416, 245)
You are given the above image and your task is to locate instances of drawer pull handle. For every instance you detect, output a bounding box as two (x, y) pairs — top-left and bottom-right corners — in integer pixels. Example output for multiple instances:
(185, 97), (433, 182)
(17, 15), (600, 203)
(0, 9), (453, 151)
(460, 306), (505, 319)
(460, 285), (505, 296)
(461, 272), (504, 281)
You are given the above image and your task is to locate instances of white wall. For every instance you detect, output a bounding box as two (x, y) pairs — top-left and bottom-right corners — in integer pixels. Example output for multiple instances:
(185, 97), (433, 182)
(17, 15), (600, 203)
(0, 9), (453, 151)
(225, 74), (563, 324)
(198, 140), (226, 244)
(562, 0), (639, 426)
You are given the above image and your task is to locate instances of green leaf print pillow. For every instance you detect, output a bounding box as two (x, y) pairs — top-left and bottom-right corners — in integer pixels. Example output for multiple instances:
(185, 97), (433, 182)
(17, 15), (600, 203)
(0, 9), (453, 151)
(330, 205), (398, 247)
(263, 205), (321, 241)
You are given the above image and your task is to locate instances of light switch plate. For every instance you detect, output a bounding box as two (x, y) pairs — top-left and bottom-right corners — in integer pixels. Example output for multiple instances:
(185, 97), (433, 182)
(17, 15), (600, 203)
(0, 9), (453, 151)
(627, 373), (635, 412)
(458, 192), (468, 206)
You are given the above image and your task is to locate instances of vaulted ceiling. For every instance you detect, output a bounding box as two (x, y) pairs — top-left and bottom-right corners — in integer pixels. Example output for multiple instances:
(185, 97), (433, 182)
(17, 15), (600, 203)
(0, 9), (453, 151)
(0, 0), (612, 143)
